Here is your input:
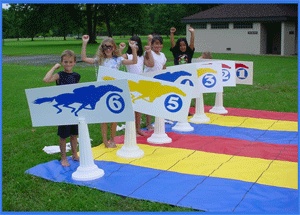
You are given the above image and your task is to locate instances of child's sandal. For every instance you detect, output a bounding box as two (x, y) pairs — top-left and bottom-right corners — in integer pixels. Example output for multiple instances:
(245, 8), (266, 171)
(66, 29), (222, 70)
(72, 155), (79, 161)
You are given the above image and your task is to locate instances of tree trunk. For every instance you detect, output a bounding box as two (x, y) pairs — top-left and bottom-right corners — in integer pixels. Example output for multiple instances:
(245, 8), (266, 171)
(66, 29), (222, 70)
(92, 9), (98, 42)
(86, 4), (96, 43)
(105, 15), (112, 37)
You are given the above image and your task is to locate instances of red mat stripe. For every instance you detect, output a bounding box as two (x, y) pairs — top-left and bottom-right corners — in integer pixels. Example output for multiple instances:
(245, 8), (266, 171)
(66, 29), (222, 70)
(115, 132), (298, 162)
(188, 106), (298, 122)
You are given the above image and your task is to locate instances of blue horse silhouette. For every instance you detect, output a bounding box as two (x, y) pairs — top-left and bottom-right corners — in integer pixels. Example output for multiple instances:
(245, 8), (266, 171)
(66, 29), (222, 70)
(33, 84), (123, 116)
(153, 71), (192, 82)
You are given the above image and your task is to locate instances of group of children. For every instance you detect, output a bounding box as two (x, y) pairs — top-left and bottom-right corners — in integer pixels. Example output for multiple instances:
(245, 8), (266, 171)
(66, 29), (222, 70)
(43, 26), (209, 167)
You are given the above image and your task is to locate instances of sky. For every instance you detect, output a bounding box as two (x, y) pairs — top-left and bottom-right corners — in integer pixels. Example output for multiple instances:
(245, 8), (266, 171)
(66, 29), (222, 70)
(2, 3), (9, 9)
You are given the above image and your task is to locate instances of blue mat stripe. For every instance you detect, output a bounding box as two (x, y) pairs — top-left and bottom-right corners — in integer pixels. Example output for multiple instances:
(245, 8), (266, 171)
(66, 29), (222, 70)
(25, 159), (298, 213)
(165, 123), (298, 144)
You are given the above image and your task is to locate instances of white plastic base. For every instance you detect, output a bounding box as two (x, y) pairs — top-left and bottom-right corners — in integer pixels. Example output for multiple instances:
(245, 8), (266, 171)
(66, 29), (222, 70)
(189, 114), (210, 123)
(190, 94), (210, 124)
(147, 117), (172, 144)
(210, 92), (228, 114)
(209, 106), (228, 114)
(116, 121), (144, 159)
(117, 145), (144, 158)
(147, 133), (172, 144)
(72, 164), (104, 181)
(72, 117), (105, 181)
(172, 122), (194, 132)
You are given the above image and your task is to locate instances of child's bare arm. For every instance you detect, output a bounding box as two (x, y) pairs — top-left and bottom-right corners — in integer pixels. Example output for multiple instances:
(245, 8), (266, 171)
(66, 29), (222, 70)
(122, 41), (137, 65)
(170, 27), (176, 48)
(144, 45), (154, 67)
(81, 35), (95, 64)
(188, 26), (195, 50)
(147, 34), (153, 46)
(43, 63), (60, 83)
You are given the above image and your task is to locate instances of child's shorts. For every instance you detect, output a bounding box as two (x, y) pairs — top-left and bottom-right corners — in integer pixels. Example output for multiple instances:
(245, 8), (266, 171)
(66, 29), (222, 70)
(57, 125), (78, 139)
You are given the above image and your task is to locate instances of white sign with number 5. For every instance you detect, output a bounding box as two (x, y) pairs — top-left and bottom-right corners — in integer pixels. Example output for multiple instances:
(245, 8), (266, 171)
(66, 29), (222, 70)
(97, 66), (193, 122)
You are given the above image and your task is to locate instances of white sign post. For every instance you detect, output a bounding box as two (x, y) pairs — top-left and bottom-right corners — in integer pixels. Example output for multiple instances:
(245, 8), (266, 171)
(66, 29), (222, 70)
(190, 94), (210, 123)
(188, 61), (223, 123)
(26, 79), (134, 181)
(97, 66), (192, 146)
(116, 120), (144, 158)
(148, 117), (172, 144)
(72, 117), (104, 181)
(209, 61), (236, 114)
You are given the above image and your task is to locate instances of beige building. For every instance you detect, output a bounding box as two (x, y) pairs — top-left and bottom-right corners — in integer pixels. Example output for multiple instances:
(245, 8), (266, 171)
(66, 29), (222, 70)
(182, 4), (297, 56)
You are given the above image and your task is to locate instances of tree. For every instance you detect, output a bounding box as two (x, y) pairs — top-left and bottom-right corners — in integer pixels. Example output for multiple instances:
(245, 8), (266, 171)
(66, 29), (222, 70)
(4, 4), (28, 40)
(111, 4), (147, 36)
(82, 4), (149, 39)
(84, 4), (96, 43)
(151, 4), (187, 36)
(15, 4), (58, 40)
(3, 4), (219, 41)
(2, 8), (16, 39)
(45, 4), (83, 40)
(146, 4), (218, 36)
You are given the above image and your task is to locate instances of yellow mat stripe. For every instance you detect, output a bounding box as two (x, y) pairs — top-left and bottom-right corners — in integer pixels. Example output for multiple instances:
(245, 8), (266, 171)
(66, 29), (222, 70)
(189, 113), (298, 132)
(92, 144), (298, 190)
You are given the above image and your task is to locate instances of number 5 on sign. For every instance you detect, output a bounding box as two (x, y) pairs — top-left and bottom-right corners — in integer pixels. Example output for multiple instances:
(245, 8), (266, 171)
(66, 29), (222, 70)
(165, 94), (183, 112)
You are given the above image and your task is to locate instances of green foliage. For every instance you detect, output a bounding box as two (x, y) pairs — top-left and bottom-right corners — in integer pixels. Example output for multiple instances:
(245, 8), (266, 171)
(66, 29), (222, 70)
(2, 38), (297, 212)
(3, 4), (84, 39)
(3, 4), (217, 39)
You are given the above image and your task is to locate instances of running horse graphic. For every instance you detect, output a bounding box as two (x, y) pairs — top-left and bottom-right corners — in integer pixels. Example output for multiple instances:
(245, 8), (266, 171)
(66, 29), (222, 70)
(33, 84), (123, 116)
(128, 80), (186, 103)
(153, 71), (194, 86)
(153, 71), (192, 82)
(101, 76), (186, 104)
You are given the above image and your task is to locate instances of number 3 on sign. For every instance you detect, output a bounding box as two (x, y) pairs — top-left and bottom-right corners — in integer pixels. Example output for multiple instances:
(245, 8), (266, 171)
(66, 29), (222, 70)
(164, 94), (183, 113)
(202, 74), (216, 88)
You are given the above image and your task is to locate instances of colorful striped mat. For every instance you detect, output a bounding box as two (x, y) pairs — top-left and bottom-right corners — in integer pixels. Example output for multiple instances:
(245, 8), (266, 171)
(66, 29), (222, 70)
(26, 107), (298, 213)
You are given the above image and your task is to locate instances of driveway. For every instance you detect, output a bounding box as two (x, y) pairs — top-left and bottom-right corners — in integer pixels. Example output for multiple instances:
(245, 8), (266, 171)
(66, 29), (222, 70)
(2, 55), (89, 67)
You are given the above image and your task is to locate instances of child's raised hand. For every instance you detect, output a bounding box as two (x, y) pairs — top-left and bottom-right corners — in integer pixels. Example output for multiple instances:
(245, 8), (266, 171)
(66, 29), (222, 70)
(54, 63), (61, 70)
(170, 27), (176, 33)
(119, 42), (126, 50)
(82, 35), (89, 42)
(147, 34), (153, 42)
(144, 45), (151, 53)
(188, 26), (195, 33)
(128, 40), (137, 51)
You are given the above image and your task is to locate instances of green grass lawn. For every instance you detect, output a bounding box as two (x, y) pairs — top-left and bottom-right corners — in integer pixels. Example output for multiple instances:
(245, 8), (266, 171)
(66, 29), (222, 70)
(2, 37), (298, 212)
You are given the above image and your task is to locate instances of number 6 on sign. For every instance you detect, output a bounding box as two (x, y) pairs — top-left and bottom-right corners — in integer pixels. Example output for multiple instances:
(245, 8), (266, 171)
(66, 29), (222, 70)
(106, 93), (125, 114)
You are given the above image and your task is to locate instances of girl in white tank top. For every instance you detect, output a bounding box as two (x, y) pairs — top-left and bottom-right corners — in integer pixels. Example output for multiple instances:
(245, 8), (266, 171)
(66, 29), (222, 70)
(122, 35), (154, 136)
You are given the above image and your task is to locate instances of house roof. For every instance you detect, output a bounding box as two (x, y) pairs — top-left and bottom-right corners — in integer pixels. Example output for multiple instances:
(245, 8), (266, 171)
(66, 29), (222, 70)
(182, 4), (298, 23)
